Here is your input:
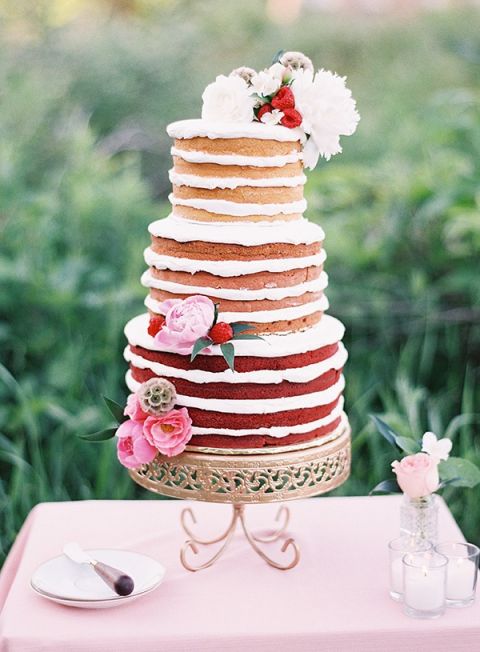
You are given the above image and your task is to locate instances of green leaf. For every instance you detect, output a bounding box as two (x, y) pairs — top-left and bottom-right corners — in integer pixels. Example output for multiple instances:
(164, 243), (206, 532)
(439, 457), (480, 488)
(191, 337), (212, 361)
(370, 415), (398, 448)
(220, 342), (235, 371)
(103, 396), (125, 423)
(395, 436), (421, 454)
(232, 334), (264, 341)
(271, 49), (285, 65)
(231, 323), (254, 335)
(78, 427), (117, 442)
(212, 303), (219, 327)
(369, 479), (401, 495)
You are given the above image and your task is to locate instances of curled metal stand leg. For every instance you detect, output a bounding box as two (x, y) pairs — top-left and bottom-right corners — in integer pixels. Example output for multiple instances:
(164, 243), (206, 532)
(180, 504), (300, 572)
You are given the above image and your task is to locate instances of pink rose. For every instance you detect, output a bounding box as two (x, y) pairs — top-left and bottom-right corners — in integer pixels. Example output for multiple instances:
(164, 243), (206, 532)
(143, 408), (193, 457)
(124, 394), (148, 421)
(392, 452), (440, 499)
(116, 419), (157, 469)
(154, 295), (215, 355)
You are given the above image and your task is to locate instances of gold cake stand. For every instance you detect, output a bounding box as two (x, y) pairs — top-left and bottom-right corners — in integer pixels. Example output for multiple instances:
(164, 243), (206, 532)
(129, 420), (351, 571)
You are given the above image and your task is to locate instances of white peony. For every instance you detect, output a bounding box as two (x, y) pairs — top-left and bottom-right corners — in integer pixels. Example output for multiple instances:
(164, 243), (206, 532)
(292, 68), (360, 167)
(421, 432), (452, 462)
(260, 109), (284, 125)
(250, 70), (282, 97)
(202, 75), (256, 123)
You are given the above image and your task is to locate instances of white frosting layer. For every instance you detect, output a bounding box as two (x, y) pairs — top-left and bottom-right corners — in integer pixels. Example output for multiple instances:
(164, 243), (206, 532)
(126, 372), (344, 413)
(169, 169), (306, 189)
(125, 342), (347, 385)
(144, 247), (327, 276)
(167, 119), (304, 143)
(141, 269), (328, 300)
(189, 405), (346, 438)
(169, 193), (307, 217)
(144, 294), (328, 323)
(125, 313), (345, 357)
(171, 146), (301, 168)
(148, 215), (324, 246)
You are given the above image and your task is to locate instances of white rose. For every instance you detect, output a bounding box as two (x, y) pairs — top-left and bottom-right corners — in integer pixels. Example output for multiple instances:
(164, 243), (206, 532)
(250, 70), (282, 97)
(292, 68), (360, 166)
(202, 75), (256, 123)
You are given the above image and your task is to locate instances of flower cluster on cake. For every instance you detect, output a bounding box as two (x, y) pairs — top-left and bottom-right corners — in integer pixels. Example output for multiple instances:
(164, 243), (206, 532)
(86, 51), (360, 466)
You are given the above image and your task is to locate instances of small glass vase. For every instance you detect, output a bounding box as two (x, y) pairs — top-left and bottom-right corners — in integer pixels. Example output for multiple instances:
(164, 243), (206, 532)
(400, 494), (438, 543)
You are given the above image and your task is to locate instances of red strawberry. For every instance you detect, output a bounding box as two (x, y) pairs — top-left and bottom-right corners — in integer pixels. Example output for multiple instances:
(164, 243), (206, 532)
(209, 322), (234, 344)
(257, 103), (273, 121)
(148, 315), (165, 337)
(271, 86), (295, 111)
(281, 108), (302, 129)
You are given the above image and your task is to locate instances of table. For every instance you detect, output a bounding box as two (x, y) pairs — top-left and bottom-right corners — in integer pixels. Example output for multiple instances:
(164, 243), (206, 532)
(0, 496), (479, 651)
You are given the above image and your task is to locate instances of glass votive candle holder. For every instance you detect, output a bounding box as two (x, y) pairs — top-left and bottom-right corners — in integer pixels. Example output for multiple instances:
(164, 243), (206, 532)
(388, 537), (432, 601)
(434, 542), (479, 607)
(402, 551), (448, 619)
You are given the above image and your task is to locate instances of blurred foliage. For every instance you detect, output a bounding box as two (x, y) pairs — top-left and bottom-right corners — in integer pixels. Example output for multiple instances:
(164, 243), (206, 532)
(0, 1), (479, 562)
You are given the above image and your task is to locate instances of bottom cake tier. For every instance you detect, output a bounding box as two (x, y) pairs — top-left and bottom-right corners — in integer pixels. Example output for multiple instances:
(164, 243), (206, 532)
(124, 313), (348, 451)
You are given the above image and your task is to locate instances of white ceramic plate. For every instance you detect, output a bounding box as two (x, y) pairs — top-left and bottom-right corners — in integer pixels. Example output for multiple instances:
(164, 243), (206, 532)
(31, 549), (166, 609)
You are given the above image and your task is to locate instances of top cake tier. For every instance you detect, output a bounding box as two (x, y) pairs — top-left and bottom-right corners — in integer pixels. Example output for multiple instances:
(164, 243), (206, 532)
(167, 119), (307, 223)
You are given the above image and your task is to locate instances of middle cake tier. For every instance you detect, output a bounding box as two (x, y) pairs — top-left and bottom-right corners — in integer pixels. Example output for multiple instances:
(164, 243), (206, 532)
(143, 214), (328, 336)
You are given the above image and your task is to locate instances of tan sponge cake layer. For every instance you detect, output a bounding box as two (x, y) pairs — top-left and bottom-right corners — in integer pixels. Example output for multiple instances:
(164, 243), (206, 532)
(149, 265), (322, 291)
(147, 307), (322, 335)
(151, 237), (322, 261)
(174, 137), (301, 157)
(173, 157), (304, 178)
(149, 288), (323, 313)
(171, 206), (303, 223)
(172, 184), (303, 205)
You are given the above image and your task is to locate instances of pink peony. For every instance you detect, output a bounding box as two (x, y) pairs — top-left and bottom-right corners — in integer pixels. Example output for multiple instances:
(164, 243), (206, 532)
(154, 295), (215, 355)
(124, 394), (148, 421)
(143, 408), (193, 457)
(392, 452), (440, 499)
(116, 419), (157, 469)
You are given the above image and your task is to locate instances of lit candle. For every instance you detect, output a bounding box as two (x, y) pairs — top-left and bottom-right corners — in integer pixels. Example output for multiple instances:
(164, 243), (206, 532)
(388, 537), (431, 601)
(447, 558), (476, 601)
(403, 552), (447, 618)
(404, 564), (445, 611)
(435, 542), (479, 607)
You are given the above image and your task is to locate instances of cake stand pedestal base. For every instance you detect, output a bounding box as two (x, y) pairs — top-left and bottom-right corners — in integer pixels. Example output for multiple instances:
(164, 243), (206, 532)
(180, 503), (299, 571)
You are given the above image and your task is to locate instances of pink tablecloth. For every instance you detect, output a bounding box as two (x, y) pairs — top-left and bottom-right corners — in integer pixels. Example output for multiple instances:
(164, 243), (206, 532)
(0, 496), (479, 652)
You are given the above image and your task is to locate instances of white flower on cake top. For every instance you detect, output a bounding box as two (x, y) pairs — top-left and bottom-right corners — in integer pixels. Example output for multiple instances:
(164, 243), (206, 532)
(200, 50), (360, 169)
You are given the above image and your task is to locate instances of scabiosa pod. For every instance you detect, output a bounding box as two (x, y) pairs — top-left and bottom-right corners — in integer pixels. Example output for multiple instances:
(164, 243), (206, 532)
(136, 377), (177, 416)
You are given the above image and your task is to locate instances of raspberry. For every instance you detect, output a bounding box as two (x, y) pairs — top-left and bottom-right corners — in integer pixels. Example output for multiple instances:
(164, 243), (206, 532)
(271, 86), (295, 111)
(257, 103), (273, 121)
(209, 322), (234, 344)
(148, 315), (165, 337)
(280, 108), (302, 129)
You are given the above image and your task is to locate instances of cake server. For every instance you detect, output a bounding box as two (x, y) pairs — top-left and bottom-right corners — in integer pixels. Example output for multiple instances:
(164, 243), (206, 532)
(63, 542), (135, 596)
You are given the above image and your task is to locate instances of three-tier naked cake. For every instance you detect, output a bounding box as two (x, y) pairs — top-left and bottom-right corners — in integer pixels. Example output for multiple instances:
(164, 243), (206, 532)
(116, 51), (359, 468)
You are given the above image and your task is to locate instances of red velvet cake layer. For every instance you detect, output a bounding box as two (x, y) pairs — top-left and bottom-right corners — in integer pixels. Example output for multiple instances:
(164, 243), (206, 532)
(129, 343), (339, 373)
(189, 415), (343, 449)
(185, 396), (341, 429)
(130, 365), (342, 399)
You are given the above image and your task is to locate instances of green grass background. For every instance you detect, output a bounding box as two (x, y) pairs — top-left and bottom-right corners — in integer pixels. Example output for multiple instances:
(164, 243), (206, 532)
(0, 1), (479, 563)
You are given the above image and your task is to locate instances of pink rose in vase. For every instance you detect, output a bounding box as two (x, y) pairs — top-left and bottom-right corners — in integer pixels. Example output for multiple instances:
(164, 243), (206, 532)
(124, 393), (149, 421)
(116, 419), (157, 469)
(392, 452), (440, 499)
(143, 408), (193, 457)
(154, 295), (215, 355)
